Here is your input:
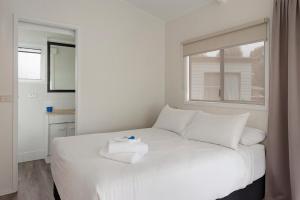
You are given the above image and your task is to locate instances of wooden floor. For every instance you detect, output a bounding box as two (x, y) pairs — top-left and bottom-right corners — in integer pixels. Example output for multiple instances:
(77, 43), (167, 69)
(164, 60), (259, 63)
(0, 160), (54, 200)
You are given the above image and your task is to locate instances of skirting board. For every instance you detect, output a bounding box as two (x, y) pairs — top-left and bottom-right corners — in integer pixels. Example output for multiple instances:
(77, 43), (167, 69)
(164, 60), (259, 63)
(54, 176), (265, 200)
(18, 150), (46, 163)
(0, 188), (17, 197)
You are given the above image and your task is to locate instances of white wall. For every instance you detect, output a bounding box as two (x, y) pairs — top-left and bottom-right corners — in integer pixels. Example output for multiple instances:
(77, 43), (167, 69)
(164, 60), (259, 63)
(165, 0), (273, 131)
(18, 28), (76, 163)
(0, 0), (165, 195)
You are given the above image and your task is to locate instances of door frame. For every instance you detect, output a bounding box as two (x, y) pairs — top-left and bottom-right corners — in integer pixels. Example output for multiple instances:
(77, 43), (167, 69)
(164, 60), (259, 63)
(13, 15), (80, 192)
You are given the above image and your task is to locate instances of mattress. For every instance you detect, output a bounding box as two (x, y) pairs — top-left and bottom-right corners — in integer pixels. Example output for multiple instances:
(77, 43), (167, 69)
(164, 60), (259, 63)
(51, 128), (265, 200)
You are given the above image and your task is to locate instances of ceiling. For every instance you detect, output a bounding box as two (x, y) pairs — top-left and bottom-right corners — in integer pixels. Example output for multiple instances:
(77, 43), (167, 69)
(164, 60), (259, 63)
(125, 0), (214, 21)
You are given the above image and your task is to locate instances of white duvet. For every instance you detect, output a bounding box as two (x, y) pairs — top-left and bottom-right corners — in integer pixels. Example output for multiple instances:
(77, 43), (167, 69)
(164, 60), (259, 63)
(51, 128), (265, 200)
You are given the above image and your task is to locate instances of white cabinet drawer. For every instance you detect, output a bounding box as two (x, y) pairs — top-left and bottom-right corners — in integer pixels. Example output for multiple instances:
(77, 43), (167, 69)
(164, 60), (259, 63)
(67, 123), (75, 136)
(48, 122), (76, 156)
(48, 124), (68, 155)
(48, 114), (75, 124)
(50, 124), (68, 138)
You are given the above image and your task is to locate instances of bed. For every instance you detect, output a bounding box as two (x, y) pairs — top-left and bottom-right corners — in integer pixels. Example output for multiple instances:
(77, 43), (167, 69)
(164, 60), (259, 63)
(51, 128), (265, 200)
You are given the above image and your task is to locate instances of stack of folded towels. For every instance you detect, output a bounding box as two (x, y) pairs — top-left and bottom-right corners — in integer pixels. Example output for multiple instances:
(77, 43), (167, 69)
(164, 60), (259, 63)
(100, 136), (149, 164)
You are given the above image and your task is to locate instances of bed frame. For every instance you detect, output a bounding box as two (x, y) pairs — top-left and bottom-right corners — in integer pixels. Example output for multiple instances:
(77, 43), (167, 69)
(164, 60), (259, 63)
(53, 176), (265, 200)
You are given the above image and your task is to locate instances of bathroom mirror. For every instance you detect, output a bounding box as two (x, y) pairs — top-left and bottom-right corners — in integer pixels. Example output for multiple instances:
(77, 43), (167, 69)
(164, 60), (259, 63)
(47, 42), (75, 92)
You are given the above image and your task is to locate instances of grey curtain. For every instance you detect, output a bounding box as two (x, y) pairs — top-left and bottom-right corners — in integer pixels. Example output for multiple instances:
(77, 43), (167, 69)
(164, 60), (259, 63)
(266, 0), (300, 200)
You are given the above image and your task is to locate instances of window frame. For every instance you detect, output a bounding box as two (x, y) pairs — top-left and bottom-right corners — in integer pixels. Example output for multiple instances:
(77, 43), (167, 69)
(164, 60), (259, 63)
(18, 44), (45, 82)
(184, 40), (269, 111)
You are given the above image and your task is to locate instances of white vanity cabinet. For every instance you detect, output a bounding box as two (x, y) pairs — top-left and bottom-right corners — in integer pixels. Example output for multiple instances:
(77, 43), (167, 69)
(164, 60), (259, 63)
(67, 123), (76, 136)
(46, 111), (75, 160)
(49, 123), (68, 138)
(48, 122), (75, 155)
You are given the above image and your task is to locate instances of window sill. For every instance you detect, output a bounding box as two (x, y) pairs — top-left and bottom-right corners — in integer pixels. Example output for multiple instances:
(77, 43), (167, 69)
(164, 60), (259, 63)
(184, 100), (268, 111)
(18, 79), (44, 83)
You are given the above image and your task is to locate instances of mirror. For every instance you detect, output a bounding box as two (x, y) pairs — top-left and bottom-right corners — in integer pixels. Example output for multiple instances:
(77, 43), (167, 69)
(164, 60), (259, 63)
(47, 42), (75, 92)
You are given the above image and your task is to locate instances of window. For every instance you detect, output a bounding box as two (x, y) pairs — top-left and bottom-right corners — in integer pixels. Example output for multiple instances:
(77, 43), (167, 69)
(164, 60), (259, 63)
(18, 47), (42, 80)
(184, 20), (268, 105)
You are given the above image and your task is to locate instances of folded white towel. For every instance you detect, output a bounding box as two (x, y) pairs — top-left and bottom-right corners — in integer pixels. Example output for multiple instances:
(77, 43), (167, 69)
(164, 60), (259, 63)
(107, 140), (149, 154)
(99, 149), (146, 164)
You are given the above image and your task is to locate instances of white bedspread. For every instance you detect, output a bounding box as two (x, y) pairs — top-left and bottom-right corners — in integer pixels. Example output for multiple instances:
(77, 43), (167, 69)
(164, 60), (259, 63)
(51, 128), (265, 200)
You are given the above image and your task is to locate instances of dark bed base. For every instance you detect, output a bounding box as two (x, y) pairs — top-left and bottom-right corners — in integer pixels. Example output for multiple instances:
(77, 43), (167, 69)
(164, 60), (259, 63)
(53, 176), (265, 200)
(53, 183), (61, 200)
(217, 176), (265, 200)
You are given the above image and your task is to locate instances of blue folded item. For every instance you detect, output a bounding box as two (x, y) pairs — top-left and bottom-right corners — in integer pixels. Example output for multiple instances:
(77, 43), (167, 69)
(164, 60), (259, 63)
(128, 136), (135, 140)
(46, 106), (53, 113)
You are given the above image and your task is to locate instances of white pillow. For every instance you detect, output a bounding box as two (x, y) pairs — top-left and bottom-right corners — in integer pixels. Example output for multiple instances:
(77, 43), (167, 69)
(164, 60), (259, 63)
(184, 112), (250, 150)
(240, 127), (266, 146)
(153, 105), (196, 135)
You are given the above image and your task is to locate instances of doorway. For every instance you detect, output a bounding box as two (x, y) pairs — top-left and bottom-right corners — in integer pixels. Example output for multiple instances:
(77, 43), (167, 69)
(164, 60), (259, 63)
(13, 18), (79, 192)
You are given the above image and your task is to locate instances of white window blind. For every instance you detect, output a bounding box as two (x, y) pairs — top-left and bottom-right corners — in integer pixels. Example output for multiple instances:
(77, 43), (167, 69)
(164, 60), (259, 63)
(183, 19), (268, 57)
(184, 19), (268, 105)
